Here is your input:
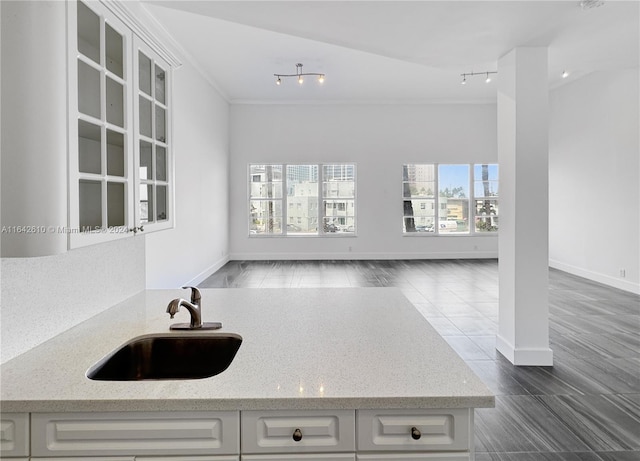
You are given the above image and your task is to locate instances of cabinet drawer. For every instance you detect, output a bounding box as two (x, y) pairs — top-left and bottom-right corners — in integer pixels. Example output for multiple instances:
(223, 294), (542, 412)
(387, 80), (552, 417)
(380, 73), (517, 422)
(356, 409), (471, 452)
(243, 455), (355, 461)
(0, 413), (29, 457)
(34, 458), (133, 460)
(241, 410), (355, 454)
(136, 457), (239, 461)
(357, 454), (470, 460)
(31, 411), (239, 457)
(35, 458), (238, 461)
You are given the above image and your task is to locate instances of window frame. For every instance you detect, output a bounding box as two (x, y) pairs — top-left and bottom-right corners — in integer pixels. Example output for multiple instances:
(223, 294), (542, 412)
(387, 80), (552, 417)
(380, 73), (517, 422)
(248, 163), (357, 237)
(402, 163), (498, 236)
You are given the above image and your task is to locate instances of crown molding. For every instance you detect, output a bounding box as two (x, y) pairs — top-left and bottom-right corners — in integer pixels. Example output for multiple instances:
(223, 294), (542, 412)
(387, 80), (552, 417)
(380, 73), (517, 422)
(230, 98), (498, 105)
(99, 0), (182, 68)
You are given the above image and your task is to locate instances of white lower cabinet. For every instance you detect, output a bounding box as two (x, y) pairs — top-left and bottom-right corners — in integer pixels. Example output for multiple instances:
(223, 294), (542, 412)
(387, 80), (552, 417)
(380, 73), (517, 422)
(34, 456), (137, 461)
(356, 455), (470, 460)
(241, 410), (355, 456)
(35, 458), (238, 461)
(242, 455), (355, 461)
(356, 408), (473, 460)
(31, 411), (239, 458)
(135, 457), (239, 461)
(22, 408), (474, 460)
(1, 413), (29, 458)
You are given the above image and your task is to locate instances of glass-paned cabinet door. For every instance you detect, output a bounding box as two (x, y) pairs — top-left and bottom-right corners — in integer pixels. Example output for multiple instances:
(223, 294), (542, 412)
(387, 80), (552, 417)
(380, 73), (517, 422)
(68, 0), (134, 248)
(133, 37), (173, 232)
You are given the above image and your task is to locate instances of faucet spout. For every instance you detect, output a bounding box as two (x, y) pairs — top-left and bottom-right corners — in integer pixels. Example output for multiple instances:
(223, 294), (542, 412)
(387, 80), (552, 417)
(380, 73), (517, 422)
(166, 287), (203, 329)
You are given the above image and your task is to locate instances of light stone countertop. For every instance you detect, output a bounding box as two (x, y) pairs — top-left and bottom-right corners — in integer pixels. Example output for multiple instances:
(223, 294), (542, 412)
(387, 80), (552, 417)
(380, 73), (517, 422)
(0, 288), (494, 413)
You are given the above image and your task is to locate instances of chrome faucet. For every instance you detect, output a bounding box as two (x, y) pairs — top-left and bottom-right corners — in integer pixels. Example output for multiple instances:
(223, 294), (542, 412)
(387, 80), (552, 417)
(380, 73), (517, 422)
(166, 287), (222, 330)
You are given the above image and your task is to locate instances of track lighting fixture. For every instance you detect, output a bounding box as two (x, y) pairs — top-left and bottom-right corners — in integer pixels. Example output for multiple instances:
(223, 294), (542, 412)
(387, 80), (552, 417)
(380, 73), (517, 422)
(460, 71), (497, 85)
(274, 63), (325, 86)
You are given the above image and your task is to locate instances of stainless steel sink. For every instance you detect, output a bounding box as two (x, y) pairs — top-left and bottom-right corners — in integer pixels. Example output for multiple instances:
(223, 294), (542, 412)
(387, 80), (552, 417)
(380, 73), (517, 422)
(86, 332), (242, 381)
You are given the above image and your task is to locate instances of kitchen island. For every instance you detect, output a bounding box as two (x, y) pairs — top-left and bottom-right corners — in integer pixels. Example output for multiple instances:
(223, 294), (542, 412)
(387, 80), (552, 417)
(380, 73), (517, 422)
(1, 287), (494, 459)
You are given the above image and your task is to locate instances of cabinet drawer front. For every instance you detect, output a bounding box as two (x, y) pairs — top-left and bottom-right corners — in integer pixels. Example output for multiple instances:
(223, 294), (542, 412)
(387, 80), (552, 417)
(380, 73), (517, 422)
(0, 413), (29, 457)
(136, 457), (239, 461)
(34, 458), (134, 461)
(357, 409), (471, 452)
(241, 410), (355, 454)
(243, 455), (355, 461)
(32, 411), (239, 457)
(35, 458), (238, 461)
(357, 454), (470, 460)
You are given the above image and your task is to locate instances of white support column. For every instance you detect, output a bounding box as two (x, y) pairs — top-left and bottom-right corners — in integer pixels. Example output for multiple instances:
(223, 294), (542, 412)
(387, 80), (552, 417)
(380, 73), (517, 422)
(497, 47), (553, 366)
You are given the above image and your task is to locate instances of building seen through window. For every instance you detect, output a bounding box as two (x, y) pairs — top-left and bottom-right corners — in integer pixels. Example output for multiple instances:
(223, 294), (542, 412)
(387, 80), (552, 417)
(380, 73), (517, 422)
(249, 164), (356, 236)
(403, 163), (498, 235)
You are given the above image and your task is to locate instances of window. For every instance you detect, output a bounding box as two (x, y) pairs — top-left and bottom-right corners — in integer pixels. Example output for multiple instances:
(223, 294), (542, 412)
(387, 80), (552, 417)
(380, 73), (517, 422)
(287, 164), (317, 235)
(403, 163), (498, 235)
(322, 164), (356, 234)
(438, 164), (470, 234)
(249, 163), (356, 236)
(402, 164), (435, 233)
(473, 164), (499, 232)
(249, 165), (283, 234)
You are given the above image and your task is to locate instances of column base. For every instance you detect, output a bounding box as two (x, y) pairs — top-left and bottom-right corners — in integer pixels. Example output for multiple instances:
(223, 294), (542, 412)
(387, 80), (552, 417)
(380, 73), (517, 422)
(496, 335), (554, 366)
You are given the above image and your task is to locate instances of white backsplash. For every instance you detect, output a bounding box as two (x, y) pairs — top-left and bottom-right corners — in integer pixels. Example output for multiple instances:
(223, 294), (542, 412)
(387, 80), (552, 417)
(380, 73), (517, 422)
(1, 237), (145, 364)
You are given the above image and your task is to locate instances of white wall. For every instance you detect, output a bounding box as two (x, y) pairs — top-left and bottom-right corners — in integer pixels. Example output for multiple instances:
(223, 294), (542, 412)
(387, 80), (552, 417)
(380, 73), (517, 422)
(144, 61), (230, 288)
(1, 238), (145, 363)
(549, 70), (639, 294)
(229, 104), (498, 260)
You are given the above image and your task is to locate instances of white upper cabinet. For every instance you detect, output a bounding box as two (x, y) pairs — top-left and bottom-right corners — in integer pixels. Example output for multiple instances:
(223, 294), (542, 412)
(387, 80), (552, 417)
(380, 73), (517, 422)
(133, 38), (173, 233)
(0, 1), (68, 257)
(69, 0), (136, 249)
(1, 0), (176, 256)
(68, 0), (174, 249)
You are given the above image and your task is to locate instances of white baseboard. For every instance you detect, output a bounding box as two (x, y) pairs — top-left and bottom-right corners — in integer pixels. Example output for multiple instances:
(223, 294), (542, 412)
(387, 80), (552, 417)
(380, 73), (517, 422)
(496, 335), (554, 366)
(549, 259), (640, 295)
(184, 254), (230, 287)
(228, 251), (498, 261)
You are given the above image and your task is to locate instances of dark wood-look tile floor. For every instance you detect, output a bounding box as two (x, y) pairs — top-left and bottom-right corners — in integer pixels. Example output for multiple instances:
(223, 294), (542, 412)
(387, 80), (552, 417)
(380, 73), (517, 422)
(199, 260), (640, 460)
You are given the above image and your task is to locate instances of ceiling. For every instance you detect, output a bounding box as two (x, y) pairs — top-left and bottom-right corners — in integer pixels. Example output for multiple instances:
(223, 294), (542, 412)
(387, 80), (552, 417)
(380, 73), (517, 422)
(141, 0), (639, 104)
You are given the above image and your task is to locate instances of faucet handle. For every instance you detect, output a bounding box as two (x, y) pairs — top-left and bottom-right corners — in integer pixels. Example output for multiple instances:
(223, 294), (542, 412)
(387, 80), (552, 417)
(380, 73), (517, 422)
(182, 286), (201, 306)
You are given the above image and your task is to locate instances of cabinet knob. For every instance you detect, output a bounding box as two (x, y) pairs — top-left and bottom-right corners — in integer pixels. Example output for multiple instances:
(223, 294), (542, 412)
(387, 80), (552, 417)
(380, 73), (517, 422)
(292, 428), (303, 442)
(411, 426), (421, 440)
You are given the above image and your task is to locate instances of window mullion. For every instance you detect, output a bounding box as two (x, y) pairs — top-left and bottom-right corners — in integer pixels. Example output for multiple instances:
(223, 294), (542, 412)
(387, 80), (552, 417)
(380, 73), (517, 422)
(282, 163), (288, 235)
(434, 164), (440, 235)
(470, 166), (475, 235)
(318, 164), (324, 235)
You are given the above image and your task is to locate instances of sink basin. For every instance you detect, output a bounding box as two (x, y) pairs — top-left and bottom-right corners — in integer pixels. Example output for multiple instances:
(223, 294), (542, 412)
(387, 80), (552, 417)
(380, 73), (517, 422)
(87, 332), (242, 381)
